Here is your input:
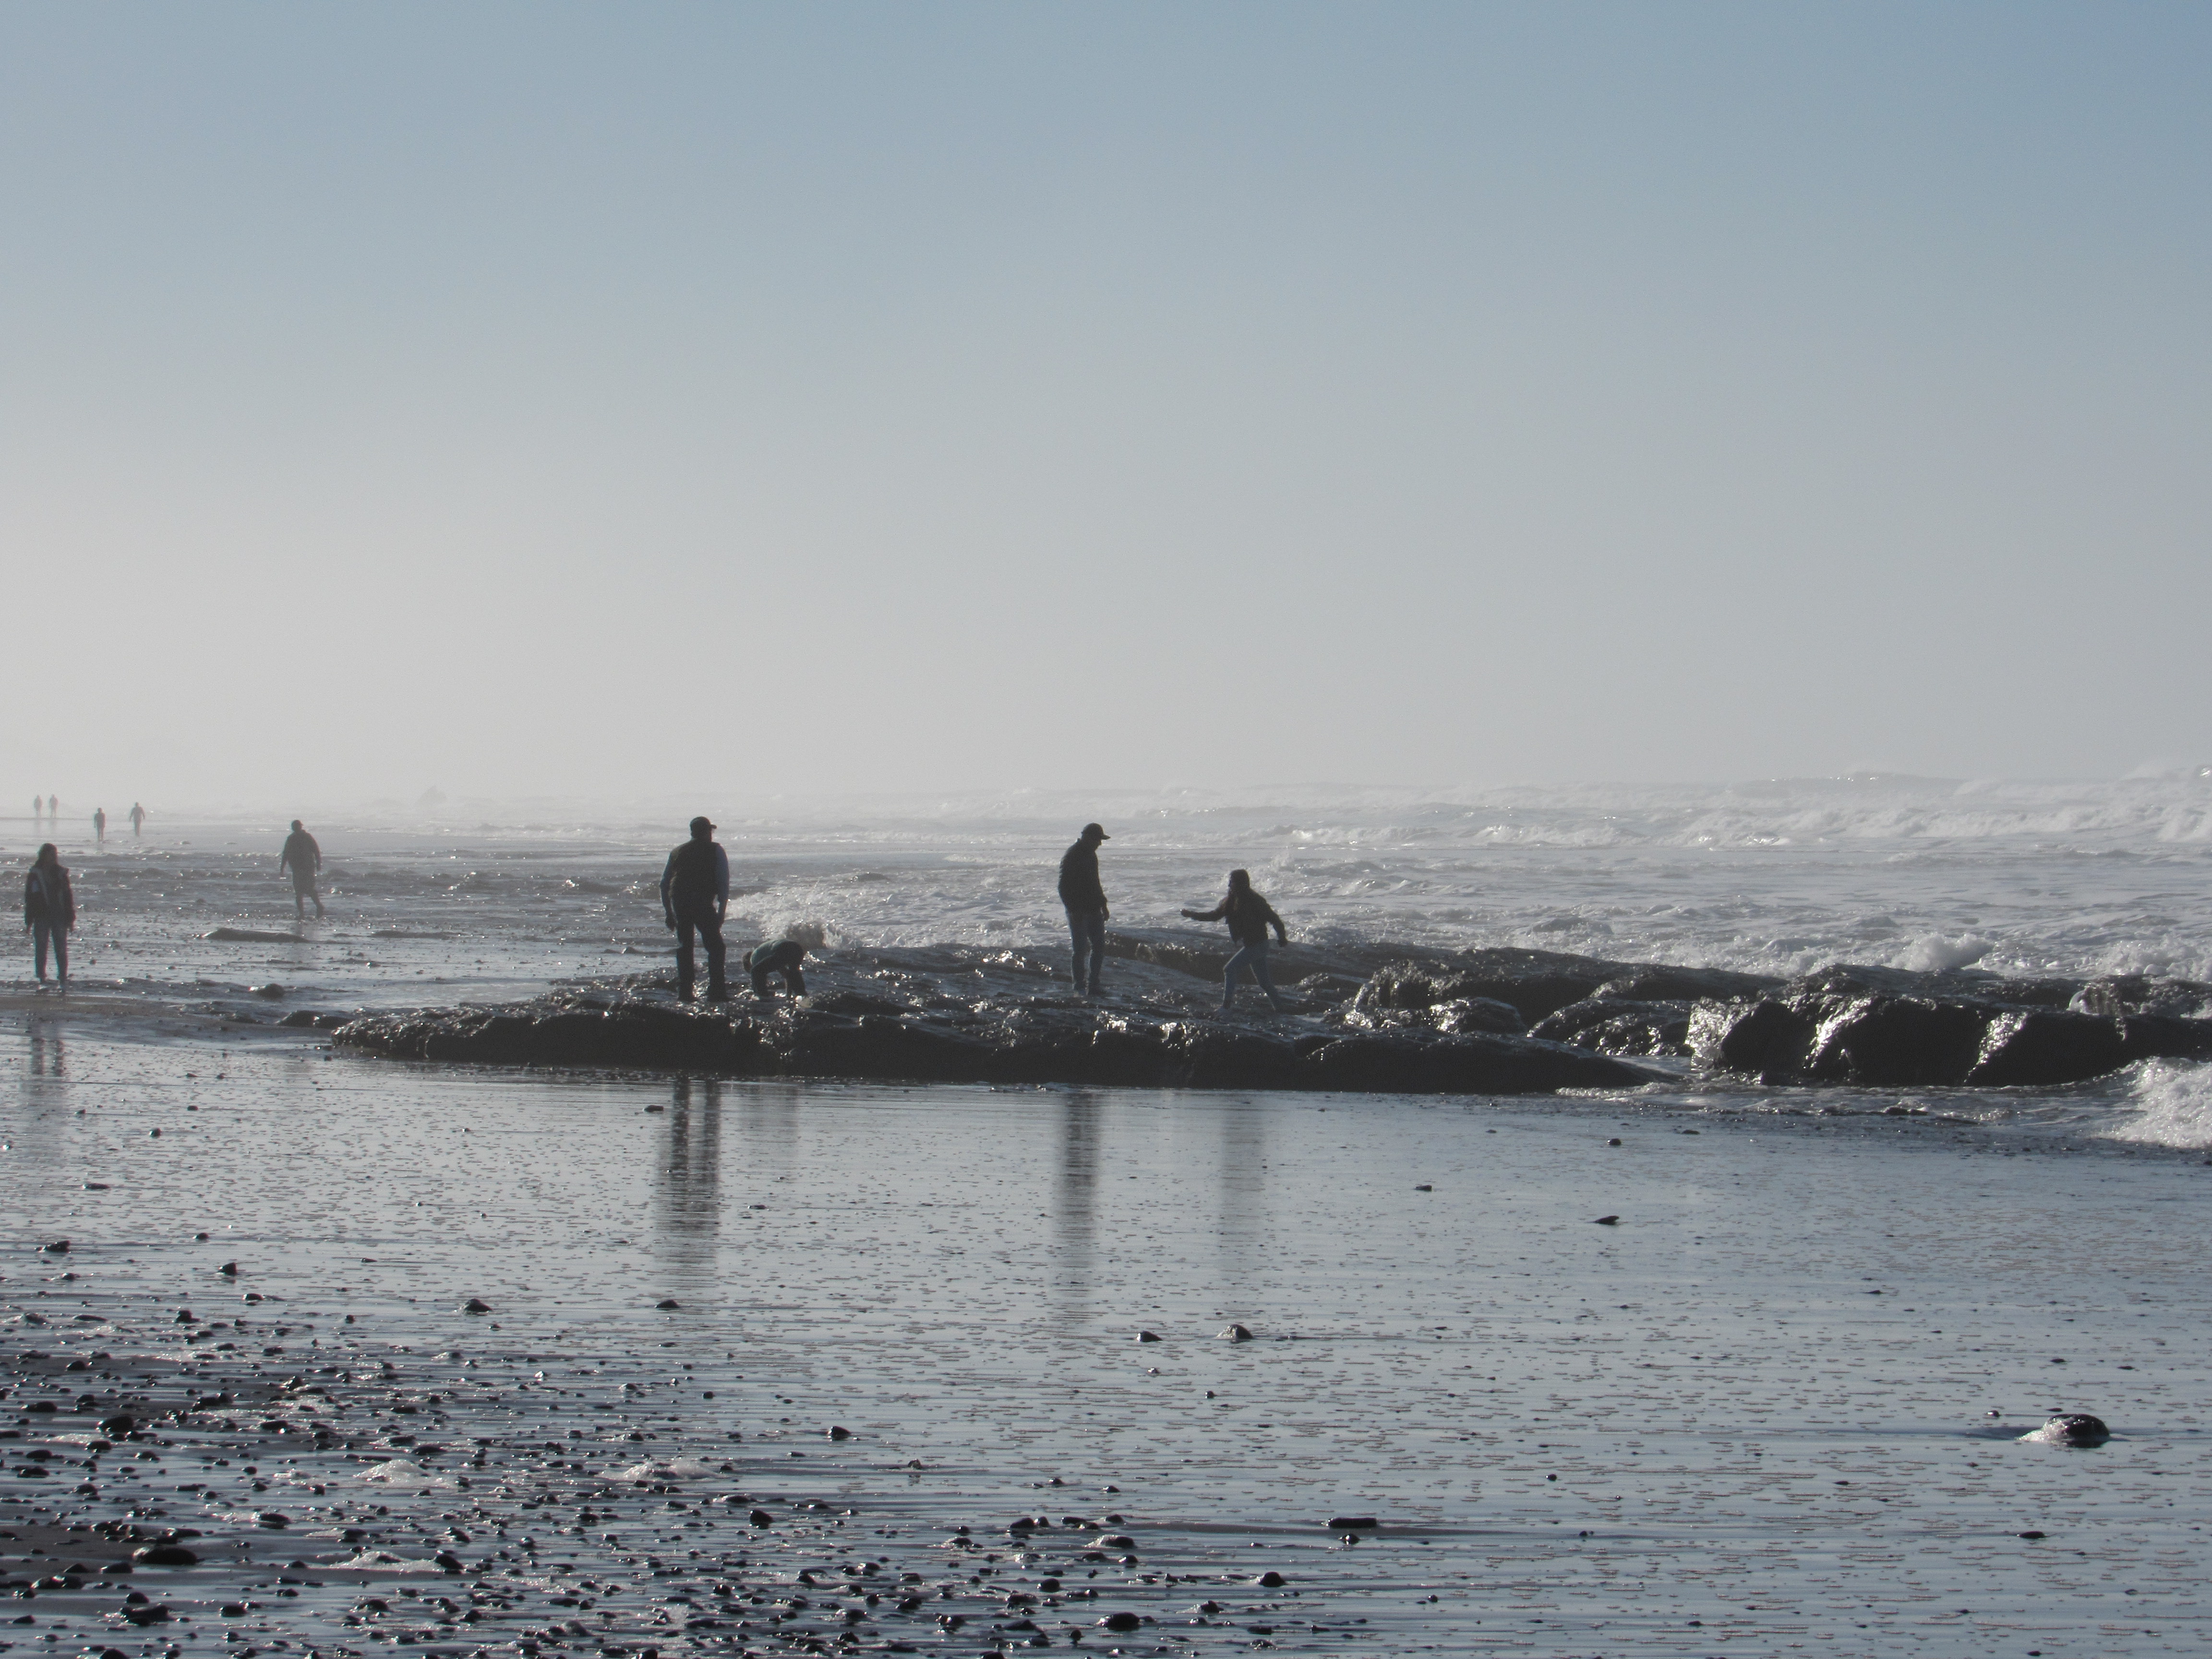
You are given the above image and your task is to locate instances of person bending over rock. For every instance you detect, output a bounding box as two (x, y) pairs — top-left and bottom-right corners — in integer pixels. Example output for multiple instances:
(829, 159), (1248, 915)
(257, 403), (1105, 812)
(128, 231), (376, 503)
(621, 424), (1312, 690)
(745, 938), (808, 1000)
(1182, 868), (1290, 1015)
(661, 816), (730, 1002)
(23, 843), (74, 986)
(279, 819), (325, 919)
(1058, 821), (1111, 996)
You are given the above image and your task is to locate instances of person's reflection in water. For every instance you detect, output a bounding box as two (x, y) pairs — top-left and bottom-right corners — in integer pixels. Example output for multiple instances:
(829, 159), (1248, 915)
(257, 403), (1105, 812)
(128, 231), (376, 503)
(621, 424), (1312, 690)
(1214, 1097), (1268, 1291)
(652, 1076), (723, 1292)
(1054, 1090), (1103, 1320)
(27, 1020), (64, 1079)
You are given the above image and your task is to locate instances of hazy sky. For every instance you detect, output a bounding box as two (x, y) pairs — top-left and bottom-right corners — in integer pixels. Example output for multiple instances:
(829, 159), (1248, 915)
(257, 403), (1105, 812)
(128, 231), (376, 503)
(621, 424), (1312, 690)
(5, 2), (2207, 808)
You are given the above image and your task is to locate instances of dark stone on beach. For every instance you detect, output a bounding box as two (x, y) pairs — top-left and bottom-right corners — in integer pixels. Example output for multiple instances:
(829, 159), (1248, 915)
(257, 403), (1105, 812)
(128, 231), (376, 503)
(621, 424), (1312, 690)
(826, 1425), (852, 1440)
(99, 1413), (135, 1436)
(131, 1544), (198, 1566)
(1254, 1570), (1287, 1587)
(748, 1508), (774, 1527)
(203, 928), (307, 944)
(255, 1510), (290, 1528)
(219, 1261), (239, 1275)
(2116, 1013), (2212, 1062)
(1299, 1030), (1648, 1094)
(1593, 1215), (1620, 1225)
(656, 1298), (681, 1310)
(1097, 1611), (1143, 1632)
(1220, 1323), (1252, 1342)
(42, 1239), (69, 1254)
(1135, 1330), (1161, 1342)
(1691, 963), (2154, 1087)
(2074, 975), (2212, 1018)
(122, 1603), (171, 1626)
(433, 1551), (465, 1572)
(1327, 1515), (1379, 1530)
(461, 1298), (492, 1314)
(249, 984), (286, 999)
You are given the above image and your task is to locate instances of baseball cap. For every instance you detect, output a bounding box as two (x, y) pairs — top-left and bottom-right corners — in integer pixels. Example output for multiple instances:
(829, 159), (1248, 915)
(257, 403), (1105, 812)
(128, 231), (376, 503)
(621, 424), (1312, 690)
(690, 816), (715, 834)
(1082, 822), (1108, 840)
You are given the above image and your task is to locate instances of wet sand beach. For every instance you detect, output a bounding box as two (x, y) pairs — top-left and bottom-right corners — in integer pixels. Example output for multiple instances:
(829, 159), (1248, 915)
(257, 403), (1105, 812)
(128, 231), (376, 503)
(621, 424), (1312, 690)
(6, 1012), (2211, 1657)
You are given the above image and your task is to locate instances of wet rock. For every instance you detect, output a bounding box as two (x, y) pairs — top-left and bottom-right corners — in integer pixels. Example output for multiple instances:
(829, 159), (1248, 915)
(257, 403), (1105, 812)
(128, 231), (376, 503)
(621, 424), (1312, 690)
(655, 1298), (680, 1310)
(1326, 1515), (1379, 1530)
(747, 1508), (774, 1527)
(203, 927), (307, 944)
(1254, 1569), (1287, 1587)
(2073, 975), (2212, 1018)
(131, 1544), (199, 1566)
(2021, 1413), (2110, 1447)
(826, 1425), (852, 1440)
(1692, 963), (2146, 1087)
(461, 1298), (492, 1314)
(1593, 1215), (1620, 1226)
(249, 984), (286, 999)
(1135, 1330), (1161, 1342)
(1530, 998), (1694, 1057)
(41, 1239), (69, 1254)
(1220, 1323), (1253, 1342)
(1097, 1611), (1143, 1632)
(1298, 1030), (1650, 1094)
(255, 1510), (290, 1528)
(433, 1551), (464, 1572)
(219, 1261), (239, 1275)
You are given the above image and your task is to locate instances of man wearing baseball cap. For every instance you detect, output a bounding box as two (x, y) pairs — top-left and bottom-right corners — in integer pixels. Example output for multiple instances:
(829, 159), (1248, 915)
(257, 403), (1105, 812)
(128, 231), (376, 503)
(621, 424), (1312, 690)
(1058, 822), (1111, 997)
(660, 815), (731, 1001)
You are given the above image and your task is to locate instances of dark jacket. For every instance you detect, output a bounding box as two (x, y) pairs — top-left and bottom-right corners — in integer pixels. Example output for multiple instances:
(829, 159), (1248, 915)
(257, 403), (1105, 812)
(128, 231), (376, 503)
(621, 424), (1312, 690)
(23, 864), (74, 930)
(1058, 839), (1106, 913)
(661, 838), (730, 915)
(279, 830), (320, 878)
(1188, 888), (1285, 948)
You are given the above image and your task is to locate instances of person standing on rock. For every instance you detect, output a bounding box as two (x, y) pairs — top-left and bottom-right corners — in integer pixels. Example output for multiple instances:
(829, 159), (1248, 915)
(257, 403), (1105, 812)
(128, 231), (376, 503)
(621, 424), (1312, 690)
(1182, 868), (1290, 1014)
(279, 819), (326, 919)
(1058, 822), (1111, 997)
(23, 843), (74, 986)
(661, 816), (730, 1002)
(130, 802), (145, 837)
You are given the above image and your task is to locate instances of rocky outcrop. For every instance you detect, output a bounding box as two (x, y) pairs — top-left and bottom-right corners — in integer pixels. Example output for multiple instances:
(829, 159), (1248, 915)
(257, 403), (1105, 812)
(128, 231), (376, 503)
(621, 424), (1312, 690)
(335, 939), (1655, 1096)
(1690, 963), (2212, 1087)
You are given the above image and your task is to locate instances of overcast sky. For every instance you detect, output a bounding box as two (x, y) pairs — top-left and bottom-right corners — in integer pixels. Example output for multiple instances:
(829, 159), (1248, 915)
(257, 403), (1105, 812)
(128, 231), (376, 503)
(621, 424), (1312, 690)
(4, 2), (2207, 809)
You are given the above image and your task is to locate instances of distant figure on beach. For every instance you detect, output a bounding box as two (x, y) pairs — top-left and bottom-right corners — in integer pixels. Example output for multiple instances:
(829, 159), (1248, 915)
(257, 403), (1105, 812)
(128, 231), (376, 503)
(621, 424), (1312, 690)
(129, 803), (144, 836)
(30, 796), (40, 826)
(279, 819), (326, 919)
(1182, 868), (1290, 1014)
(23, 843), (74, 986)
(93, 807), (106, 845)
(1058, 822), (1111, 997)
(660, 816), (730, 1002)
(46, 794), (57, 819)
(745, 937), (808, 1000)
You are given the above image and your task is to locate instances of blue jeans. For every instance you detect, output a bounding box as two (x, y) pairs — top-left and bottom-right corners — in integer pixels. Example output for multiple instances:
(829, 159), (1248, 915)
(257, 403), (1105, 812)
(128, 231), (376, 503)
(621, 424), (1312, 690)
(673, 905), (727, 996)
(32, 921), (66, 982)
(1067, 908), (1106, 994)
(1223, 938), (1283, 1010)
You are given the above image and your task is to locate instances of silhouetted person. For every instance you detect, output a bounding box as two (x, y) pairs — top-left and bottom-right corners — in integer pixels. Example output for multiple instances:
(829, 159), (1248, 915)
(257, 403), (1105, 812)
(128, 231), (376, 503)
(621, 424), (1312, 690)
(46, 794), (56, 819)
(1183, 868), (1290, 1014)
(1058, 822), (1110, 996)
(93, 807), (106, 845)
(660, 816), (730, 1001)
(129, 803), (144, 836)
(30, 797), (40, 826)
(23, 843), (74, 986)
(745, 938), (808, 1000)
(279, 819), (325, 919)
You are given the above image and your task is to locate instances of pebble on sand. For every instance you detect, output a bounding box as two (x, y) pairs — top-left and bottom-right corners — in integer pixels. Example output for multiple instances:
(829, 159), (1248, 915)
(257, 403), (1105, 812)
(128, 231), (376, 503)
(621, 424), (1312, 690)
(461, 1298), (493, 1314)
(1593, 1214), (1621, 1225)
(826, 1424), (852, 1440)
(656, 1297), (681, 1310)
(1255, 1569), (1288, 1587)
(1136, 1329), (1162, 1342)
(1098, 1611), (1143, 1632)
(219, 1261), (239, 1275)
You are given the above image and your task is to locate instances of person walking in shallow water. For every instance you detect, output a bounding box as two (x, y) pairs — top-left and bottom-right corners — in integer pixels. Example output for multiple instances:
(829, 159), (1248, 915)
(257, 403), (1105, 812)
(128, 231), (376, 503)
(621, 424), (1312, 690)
(1183, 868), (1290, 1014)
(1058, 822), (1111, 997)
(93, 807), (106, 845)
(279, 819), (325, 919)
(23, 844), (74, 986)
(661, 816), (730, 1002)
(129, 803), (144, 837)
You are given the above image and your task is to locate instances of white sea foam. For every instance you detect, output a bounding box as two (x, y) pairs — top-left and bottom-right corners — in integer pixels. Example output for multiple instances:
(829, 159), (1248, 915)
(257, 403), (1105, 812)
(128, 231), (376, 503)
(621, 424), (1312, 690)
(2104, 1061), (2212, 1150)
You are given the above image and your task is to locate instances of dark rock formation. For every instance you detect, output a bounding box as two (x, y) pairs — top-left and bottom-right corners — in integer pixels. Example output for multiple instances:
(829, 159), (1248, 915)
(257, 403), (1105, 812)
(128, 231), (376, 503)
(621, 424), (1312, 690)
(1690, 962), (2212, 1087)
(335, 941), (1654, 1096)
(1531, 998), (1695, 1058)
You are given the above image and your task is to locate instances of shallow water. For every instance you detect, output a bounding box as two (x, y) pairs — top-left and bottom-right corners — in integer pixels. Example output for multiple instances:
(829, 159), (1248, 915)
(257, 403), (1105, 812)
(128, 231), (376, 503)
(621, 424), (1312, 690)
(5, 1020), (2212, 1655)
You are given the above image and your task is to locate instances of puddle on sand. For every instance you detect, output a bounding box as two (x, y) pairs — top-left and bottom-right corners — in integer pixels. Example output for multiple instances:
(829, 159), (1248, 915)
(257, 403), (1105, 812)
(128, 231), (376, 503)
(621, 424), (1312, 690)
(5, 1026), (2212, 1654)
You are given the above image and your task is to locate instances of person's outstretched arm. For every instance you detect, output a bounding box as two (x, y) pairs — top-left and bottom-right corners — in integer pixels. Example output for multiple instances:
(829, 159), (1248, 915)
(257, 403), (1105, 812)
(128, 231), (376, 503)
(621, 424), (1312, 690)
(1181, 901), (1228, 923)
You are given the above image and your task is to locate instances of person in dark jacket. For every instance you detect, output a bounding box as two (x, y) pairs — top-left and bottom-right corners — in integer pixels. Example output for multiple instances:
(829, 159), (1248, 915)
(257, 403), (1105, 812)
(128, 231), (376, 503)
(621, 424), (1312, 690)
(1182, 868), (1290, 1014)
(660, 816), (731, 1001)
(745, 937), (808, 1000)
(1057, 822), (1110, 996)
(279, 820), (325, 919)
(23, 843), (74, 986)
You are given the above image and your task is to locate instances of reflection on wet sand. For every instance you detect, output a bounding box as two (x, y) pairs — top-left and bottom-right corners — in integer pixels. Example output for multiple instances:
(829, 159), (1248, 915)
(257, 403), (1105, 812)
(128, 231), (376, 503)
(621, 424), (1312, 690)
(1055, 1089), (1102, 1319)
(652, 1075), (723, 1287)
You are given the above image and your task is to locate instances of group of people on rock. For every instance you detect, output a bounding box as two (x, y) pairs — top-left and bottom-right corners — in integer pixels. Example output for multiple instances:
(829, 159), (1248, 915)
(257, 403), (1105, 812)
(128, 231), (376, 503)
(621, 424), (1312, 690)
(661, 817), (1293, 1015)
